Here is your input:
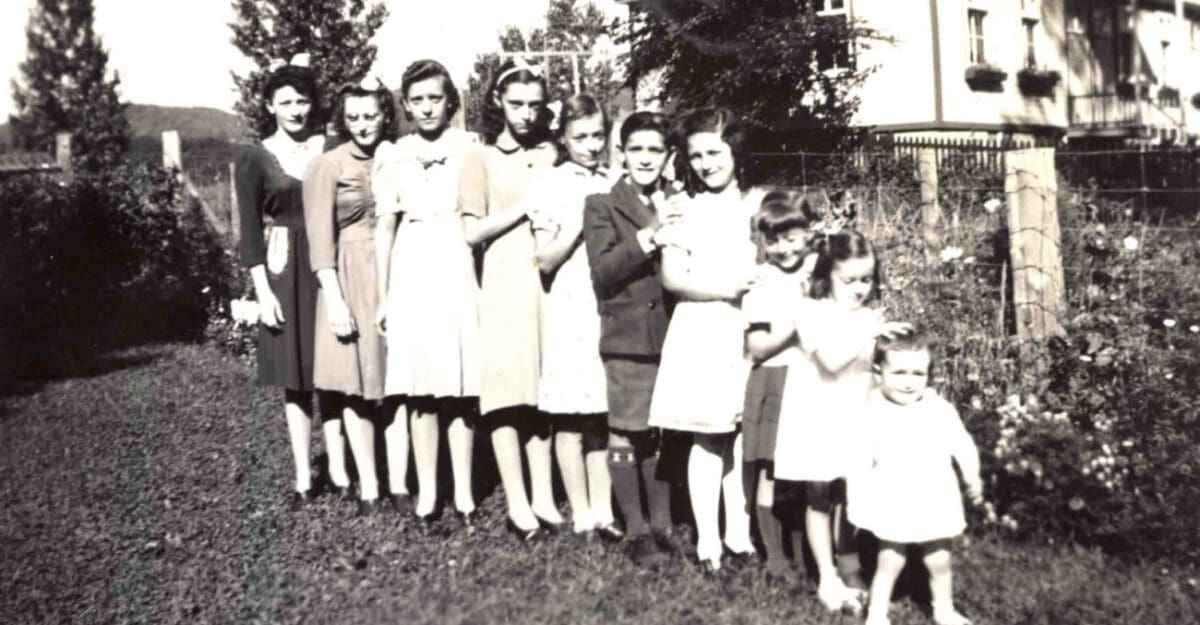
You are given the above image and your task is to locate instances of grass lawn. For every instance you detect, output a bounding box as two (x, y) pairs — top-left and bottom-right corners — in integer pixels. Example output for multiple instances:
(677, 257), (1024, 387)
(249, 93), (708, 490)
(1, 343), (1196, 624)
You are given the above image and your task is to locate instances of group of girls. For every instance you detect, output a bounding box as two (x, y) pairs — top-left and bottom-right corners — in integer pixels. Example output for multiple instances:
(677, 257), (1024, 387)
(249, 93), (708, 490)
(237, 54), (984, 625)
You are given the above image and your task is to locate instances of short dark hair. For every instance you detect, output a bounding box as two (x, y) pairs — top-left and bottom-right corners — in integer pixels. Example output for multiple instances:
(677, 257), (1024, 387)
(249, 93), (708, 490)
(674, 107), (750, 194)
(259, 65), (321, 137)
(618, 111), (670, 147)
(400, 59), (461, 122)
(330, 81), (398, 144)
(479, 60), (552, 145)
(873, 326), (933, 370)
(754, 188), (823, 240)
(808, 228), (883, 303)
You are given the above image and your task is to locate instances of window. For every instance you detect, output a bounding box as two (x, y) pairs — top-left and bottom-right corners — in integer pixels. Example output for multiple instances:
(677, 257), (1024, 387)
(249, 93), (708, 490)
(815, 0), (846, 14)
(968, 9), (987, 64)
(1023, 19), (1039, 68)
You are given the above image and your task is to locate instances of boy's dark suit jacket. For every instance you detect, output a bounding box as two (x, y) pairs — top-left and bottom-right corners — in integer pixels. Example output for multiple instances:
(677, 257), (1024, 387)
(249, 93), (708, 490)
(583, 178), (670, 357)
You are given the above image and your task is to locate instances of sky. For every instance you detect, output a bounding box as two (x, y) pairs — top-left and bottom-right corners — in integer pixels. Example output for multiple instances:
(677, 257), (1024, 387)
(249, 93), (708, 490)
(0, 0), (626, 120)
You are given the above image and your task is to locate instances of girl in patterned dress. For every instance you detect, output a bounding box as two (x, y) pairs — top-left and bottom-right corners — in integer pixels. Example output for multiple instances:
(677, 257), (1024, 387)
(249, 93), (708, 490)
(530, 94), (618, 537)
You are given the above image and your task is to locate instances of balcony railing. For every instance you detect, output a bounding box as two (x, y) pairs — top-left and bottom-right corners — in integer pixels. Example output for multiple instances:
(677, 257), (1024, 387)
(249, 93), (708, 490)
(1069, 90), (1185, 133)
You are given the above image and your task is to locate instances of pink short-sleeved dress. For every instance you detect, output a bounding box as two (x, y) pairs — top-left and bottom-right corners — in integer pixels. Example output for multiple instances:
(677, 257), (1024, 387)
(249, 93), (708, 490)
(529, 162), (613, 415)
(457, 136), (558, 416)
(772, 299), (878, 482)
(373, 129), (480, 399)
(647, 186), (761, 434)
(848, 390), (979, 543)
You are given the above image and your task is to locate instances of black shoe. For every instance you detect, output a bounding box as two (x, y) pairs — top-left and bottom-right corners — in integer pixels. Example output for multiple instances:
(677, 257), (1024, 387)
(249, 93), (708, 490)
(415, 511), (445, 536)
(764, 563), (803, 590)
(629, 533), (667, 569)
(388, 493), (413, 517)
(329, 484), (353, 501)
(699, 558), (722, 578)
(505, 518), (543, 543)
(534, 513), (567, 534)
(595, 523), (625, 543)
(450, 510), (477, 535)
(652, 527), (688, 557)
(724, 548), (758, 572)
(288, 490), (313, 511)
(356, 498), (382, 518)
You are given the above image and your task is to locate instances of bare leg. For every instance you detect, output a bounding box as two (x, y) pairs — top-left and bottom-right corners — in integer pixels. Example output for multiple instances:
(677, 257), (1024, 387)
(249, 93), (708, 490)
(527, 416), (563, 523)
(410, 401), (440, 517)
(447, 408), (475, 514)
(555, 427), (593, 532)
(721, 431), (753, 553)
(341, 396), (379, 500)
(318, 393), (349, 488)
(491, 420), (536, 529)
(808, 506), (856, 612)
(690, 434), (725, 564)
(383, 398), (410, 497)
(866, 541), (907, 625)
(283, 390), (313, 493)
(925, 540), (970, 625)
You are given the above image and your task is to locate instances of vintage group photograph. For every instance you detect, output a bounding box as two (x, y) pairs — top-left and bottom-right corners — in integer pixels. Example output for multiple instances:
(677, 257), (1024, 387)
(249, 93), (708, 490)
(0, 1), (1197, 623)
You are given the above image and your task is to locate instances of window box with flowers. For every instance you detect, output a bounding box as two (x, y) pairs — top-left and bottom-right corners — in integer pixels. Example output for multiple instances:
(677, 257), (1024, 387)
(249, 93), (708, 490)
(1157, 85), (1180, 106)
(965, 63), (1007, 90)
(1017, 67), (1060, 96)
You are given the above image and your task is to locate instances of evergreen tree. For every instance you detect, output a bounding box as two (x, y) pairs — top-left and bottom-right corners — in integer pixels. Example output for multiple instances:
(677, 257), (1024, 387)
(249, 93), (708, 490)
(465, 0), (626, 133)
(8, 0), (130, 173)
(229, 0), (387, 139)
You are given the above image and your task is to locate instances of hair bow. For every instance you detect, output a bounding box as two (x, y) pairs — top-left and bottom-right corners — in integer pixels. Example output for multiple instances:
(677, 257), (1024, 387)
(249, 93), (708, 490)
(267, 53), (311, 72)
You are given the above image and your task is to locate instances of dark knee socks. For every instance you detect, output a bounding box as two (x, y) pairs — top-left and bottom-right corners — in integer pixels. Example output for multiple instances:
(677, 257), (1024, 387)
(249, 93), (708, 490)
(609, 446), (648, 537)
(757, 504), (788, 569)
(638, 452), (671, 532)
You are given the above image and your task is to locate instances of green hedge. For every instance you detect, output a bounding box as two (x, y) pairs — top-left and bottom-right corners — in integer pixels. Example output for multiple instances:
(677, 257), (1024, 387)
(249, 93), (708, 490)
(0, 162), (236, 383)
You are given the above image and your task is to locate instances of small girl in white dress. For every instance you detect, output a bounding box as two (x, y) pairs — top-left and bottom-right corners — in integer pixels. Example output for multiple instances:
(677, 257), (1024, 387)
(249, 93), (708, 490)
(851, 330), (983, 625)
(773, 229), (910, 612)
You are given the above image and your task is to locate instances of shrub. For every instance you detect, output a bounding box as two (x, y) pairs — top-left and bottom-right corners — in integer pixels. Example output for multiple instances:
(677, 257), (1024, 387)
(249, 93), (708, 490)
(0, 162), (237, 383)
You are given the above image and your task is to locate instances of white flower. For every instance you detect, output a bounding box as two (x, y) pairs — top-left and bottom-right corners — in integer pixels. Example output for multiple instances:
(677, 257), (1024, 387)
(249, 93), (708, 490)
(1122, 236), (1139, 251)
(963, 256), (976, 265)
(1190, 325), (1199, 333)
(983, 198), (1003, 214)
(1079, 355), (1093, 362)
(940, 246), (964, 262)
(201, 286), (211, 294)
(1163, 318), (1177, 328)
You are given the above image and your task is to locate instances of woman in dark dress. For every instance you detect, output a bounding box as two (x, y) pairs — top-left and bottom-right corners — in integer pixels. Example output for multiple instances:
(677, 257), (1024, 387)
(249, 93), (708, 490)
(235, 56), (349, 505)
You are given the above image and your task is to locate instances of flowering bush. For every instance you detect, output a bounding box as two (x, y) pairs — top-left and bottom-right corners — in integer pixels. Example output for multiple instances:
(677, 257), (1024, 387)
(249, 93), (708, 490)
(797, 153), (1200, 565)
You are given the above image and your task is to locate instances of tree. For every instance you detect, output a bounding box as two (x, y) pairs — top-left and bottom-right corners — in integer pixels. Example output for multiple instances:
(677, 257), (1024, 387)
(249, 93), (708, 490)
(626, 0), (882, 150)
(229, 0), (387, 138)
(464, 0), (627, 133)
(8, 0), (130, 173)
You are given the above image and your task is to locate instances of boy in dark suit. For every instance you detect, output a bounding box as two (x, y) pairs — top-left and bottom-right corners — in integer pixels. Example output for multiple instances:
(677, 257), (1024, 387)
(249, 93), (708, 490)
(583, 112), (680, 566)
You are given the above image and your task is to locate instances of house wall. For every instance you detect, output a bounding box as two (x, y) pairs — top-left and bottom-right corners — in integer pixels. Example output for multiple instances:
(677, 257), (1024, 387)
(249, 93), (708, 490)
(853, 0), (1068, 135)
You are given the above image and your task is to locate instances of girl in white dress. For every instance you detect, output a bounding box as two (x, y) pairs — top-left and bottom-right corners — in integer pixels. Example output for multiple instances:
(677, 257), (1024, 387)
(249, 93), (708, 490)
(529, 94), (617, 536)
(648, 108), (760, 571)
(373, 60), (480, 528)
(773, 229), (910, 611)
(852, 331), (982, 625)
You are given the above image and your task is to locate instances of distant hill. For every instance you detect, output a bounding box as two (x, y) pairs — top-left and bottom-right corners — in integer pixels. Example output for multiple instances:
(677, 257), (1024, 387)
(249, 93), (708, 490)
(126, 104), (246, 142)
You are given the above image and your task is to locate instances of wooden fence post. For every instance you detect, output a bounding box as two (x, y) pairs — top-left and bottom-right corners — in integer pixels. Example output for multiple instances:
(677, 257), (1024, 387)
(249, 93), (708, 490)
(162, 129), (229, 241)
(228, 161), (240, 243)
(162, 130), (182, 171)
(54, 132), (73, 181)
(1005, 147), (1067, 369)
(918, 147), (941, 260)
